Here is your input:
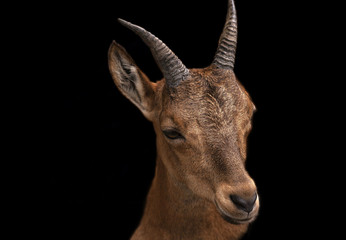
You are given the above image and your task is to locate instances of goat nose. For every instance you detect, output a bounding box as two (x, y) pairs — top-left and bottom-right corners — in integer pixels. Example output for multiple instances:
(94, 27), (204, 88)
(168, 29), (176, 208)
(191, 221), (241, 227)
(230, 193), (257, 213)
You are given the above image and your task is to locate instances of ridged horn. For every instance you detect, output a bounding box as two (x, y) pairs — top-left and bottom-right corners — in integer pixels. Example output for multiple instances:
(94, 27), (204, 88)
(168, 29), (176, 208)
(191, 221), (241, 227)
(118, 19), (189, 87)
(212, 0), (238, 70)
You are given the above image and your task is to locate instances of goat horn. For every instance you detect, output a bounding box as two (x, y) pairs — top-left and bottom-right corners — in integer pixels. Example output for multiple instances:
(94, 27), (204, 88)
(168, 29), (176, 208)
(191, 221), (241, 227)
(118, 19), (189, 87)
(212, 0), (238, 70)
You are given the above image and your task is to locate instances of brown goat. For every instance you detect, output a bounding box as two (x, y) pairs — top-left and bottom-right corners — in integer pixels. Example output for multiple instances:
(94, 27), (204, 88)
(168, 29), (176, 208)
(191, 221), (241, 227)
(108, 0), (259, 239)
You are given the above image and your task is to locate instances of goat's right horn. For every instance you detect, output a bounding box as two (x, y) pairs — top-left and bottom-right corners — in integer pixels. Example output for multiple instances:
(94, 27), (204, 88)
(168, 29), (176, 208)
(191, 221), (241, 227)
(118, 19), (189, 88)
(212, 0), (238, 70)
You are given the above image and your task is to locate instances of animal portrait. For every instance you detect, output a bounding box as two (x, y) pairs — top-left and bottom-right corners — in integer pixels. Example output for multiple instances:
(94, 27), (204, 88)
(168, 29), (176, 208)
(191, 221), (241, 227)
(108, 0), (259, 239)
(47, 0), (329, 238)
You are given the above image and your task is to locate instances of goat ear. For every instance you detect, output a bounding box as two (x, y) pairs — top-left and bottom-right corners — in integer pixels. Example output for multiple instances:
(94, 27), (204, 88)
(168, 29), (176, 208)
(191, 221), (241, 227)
(108, 41), (156, 120)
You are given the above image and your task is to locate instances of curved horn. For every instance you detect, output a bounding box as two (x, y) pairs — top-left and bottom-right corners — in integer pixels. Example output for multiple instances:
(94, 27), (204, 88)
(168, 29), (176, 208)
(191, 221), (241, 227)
(118, 19), (189, 87)
(212, 0), (238, 70)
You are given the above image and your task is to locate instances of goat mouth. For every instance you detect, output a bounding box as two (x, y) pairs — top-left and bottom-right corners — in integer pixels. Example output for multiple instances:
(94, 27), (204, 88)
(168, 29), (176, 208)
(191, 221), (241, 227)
(214, 199), (255, 225)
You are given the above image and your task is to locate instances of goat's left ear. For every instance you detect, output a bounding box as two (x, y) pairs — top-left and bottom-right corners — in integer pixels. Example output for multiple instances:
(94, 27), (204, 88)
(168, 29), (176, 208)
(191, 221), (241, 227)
(108, 41), (156, 121)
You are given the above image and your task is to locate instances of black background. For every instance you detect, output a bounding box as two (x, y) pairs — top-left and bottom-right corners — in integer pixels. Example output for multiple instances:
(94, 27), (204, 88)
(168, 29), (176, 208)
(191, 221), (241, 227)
(40, 0), (334, 239)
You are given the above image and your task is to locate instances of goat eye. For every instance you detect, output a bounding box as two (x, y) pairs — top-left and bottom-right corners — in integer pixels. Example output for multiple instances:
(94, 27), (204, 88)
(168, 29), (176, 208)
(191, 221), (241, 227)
(162, 129), (184, 140)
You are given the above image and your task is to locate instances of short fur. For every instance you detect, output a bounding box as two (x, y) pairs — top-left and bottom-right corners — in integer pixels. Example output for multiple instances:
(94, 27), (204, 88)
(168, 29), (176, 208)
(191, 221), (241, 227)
(108, 1), (259, 239)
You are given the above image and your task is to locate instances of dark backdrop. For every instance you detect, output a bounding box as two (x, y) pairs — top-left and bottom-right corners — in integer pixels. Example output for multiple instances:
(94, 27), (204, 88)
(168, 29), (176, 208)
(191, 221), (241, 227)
(43, 0), (328, 239)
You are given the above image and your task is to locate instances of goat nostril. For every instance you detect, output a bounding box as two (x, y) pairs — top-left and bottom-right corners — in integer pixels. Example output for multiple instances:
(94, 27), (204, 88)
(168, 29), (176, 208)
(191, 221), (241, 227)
(230, 193), (257, 213)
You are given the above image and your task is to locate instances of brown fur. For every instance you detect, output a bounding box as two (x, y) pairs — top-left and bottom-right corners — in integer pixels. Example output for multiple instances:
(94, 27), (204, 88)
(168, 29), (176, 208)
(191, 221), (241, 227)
(109, 44), (259, 238)
(108, 3), (258, 237)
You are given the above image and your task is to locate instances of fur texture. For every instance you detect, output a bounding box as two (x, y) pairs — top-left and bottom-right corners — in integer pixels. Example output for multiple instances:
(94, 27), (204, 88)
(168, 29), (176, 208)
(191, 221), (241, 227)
(108, 1), (259, 239)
